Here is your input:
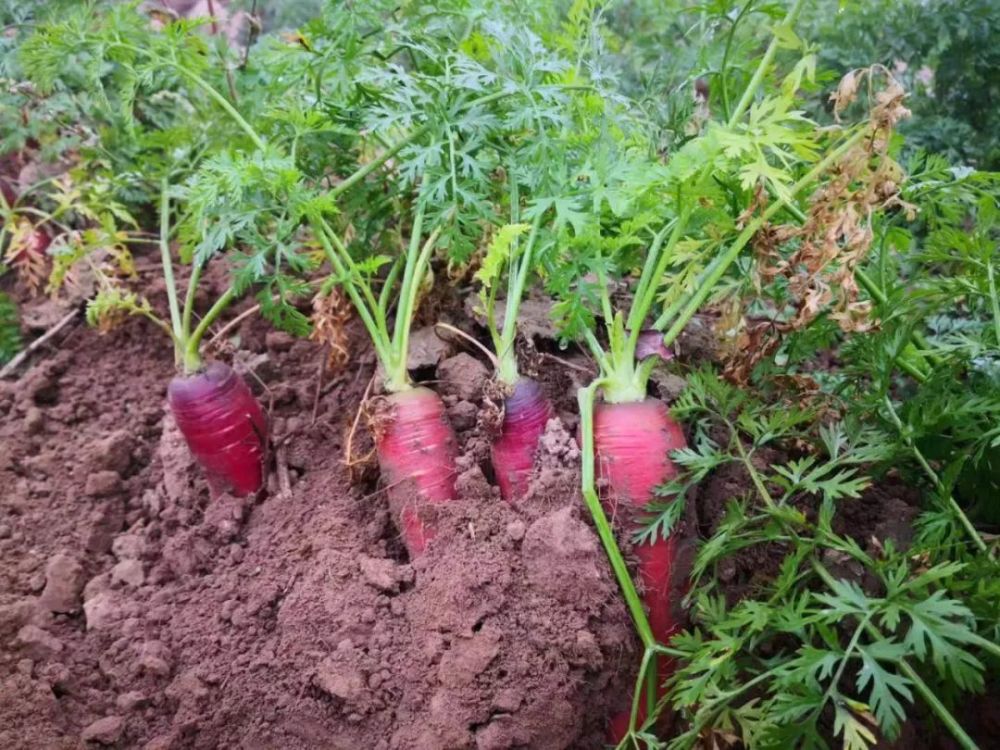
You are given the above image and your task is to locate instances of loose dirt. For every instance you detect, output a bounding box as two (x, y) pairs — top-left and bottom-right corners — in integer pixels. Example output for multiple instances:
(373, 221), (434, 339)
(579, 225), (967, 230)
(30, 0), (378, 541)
(0, 296), (635, 749)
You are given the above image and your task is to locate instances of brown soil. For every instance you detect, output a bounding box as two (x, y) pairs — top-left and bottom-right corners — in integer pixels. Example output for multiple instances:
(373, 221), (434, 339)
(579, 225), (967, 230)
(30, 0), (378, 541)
(0, 294), (635, 749)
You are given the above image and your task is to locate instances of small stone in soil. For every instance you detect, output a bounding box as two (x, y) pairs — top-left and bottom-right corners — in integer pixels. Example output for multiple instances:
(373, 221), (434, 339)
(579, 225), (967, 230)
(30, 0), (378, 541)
(229, 606), (249, 628)
(505, 520), (526, 542)
(0, 598), (37, 641)
(112, 533), (146, 561)
(314, 659), (366, 703)
(143, 734), (175, 750)
(94, 430), (133, 474)
(447, 400), (478, 431)
(85, 470), (123, 497)
(265, 331), (296, 352)
(83, 591), (121, 631)
(116, 690), (148, 711)
(406, 326), (452, 369)
(111, 559), (144, 588)
(86, 502), (125, 555)
(81, 715), (124, 745)
(39, 553), (85, 614)
(23, 407), (45, 435)
(357, 555), (398, 592)
(164, 670), (209, 708)
(437, 629), (501, 688)
(437, 353), (489, 401)
(16, 624), (64, 660)
(492, 687), (522, 713)
(139, 654), (171, 678)
(39, 661), (71, 691)
(83, 572), (111, 602)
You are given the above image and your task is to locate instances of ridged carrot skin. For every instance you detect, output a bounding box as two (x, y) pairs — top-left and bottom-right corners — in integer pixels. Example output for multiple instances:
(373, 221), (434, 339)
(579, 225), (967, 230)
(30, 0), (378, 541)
(593, 398), (687, 742)
(492, 377), (553, 501)
(168, 362), (267, 497)
(375, 386), (459, 556)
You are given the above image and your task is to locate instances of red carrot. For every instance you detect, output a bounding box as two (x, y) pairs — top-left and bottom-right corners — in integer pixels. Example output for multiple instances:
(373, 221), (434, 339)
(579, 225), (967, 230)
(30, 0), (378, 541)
(373, 386), (459, 555)
(168, 362), (267, 497)
(473, 211), (556, 501)
(312, 204), (459, 555)
(20, 226), (51, 260)
(491, 376), (553, 500)
(77, 180), (271, 496)
(569, 224), (693, 740)
(593, 397), (687, 741)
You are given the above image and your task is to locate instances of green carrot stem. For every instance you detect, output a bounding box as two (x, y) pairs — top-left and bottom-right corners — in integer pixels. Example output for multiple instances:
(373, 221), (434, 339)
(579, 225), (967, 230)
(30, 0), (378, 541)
(158, 180), (182, 341)
(330, 126), (427, 200)
(628, 647), (656, 733)
(378, 257), (404, 315)
(625, 221), (682, 360)
(183, 286), (237, 372)
(391, 204), (427, 353)
(496, 212), (544, 385)
(172, 62), (265, 150)
(390, 219), (446, 393)
(811, 561), (979, 750)
(310, 216), (393, 370)
(627, 220), (676, 334)
(986, 260), (1000, 348)
(728, 0), (806, 127)
(719, 0), (757, 122)
(882, 395), (991, 557)
(181, 259), (203, 342)
(583, 328), (610, 369)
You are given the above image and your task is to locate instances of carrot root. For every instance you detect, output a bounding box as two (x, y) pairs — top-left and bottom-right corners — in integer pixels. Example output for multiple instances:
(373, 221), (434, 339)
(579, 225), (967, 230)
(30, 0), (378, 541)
(374, 386), (458, 555)
(168, 362), (268, 498)
(491, 377), (553, 501)
(593, 397), (687, 742)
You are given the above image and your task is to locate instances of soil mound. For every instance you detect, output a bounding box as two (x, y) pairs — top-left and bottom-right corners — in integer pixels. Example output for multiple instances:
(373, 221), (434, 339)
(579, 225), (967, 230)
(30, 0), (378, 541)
(0, 314), (635, 749)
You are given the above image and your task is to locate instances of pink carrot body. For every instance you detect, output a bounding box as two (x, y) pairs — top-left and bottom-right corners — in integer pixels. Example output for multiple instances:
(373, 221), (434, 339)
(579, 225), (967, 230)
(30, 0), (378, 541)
(168, 362), (267, 497)
(375, 386), (459, 556)
(593, 398), (687, 742)
(491, 377), (553, 501)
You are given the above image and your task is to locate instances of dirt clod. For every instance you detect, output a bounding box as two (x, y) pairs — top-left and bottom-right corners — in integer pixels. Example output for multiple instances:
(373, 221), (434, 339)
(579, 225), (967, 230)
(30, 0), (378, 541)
(38, 553), (85, 613)
(85, 471), (123, 498)
(15, 624), (64, 660)
(406, 326), (453, 368)
(81, 715), (124, 745)
(116, 691), (148, 712)
(438, 353), (490, 401)
(111, 559), (144, 588)
(83, 591), (123, 631)
(358, 555), (399, 593)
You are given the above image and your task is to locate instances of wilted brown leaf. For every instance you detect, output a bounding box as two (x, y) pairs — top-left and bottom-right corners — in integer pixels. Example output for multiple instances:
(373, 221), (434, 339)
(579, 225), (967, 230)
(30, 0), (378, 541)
(310, 288), (352, 372)
(719, 67), (911, 383)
